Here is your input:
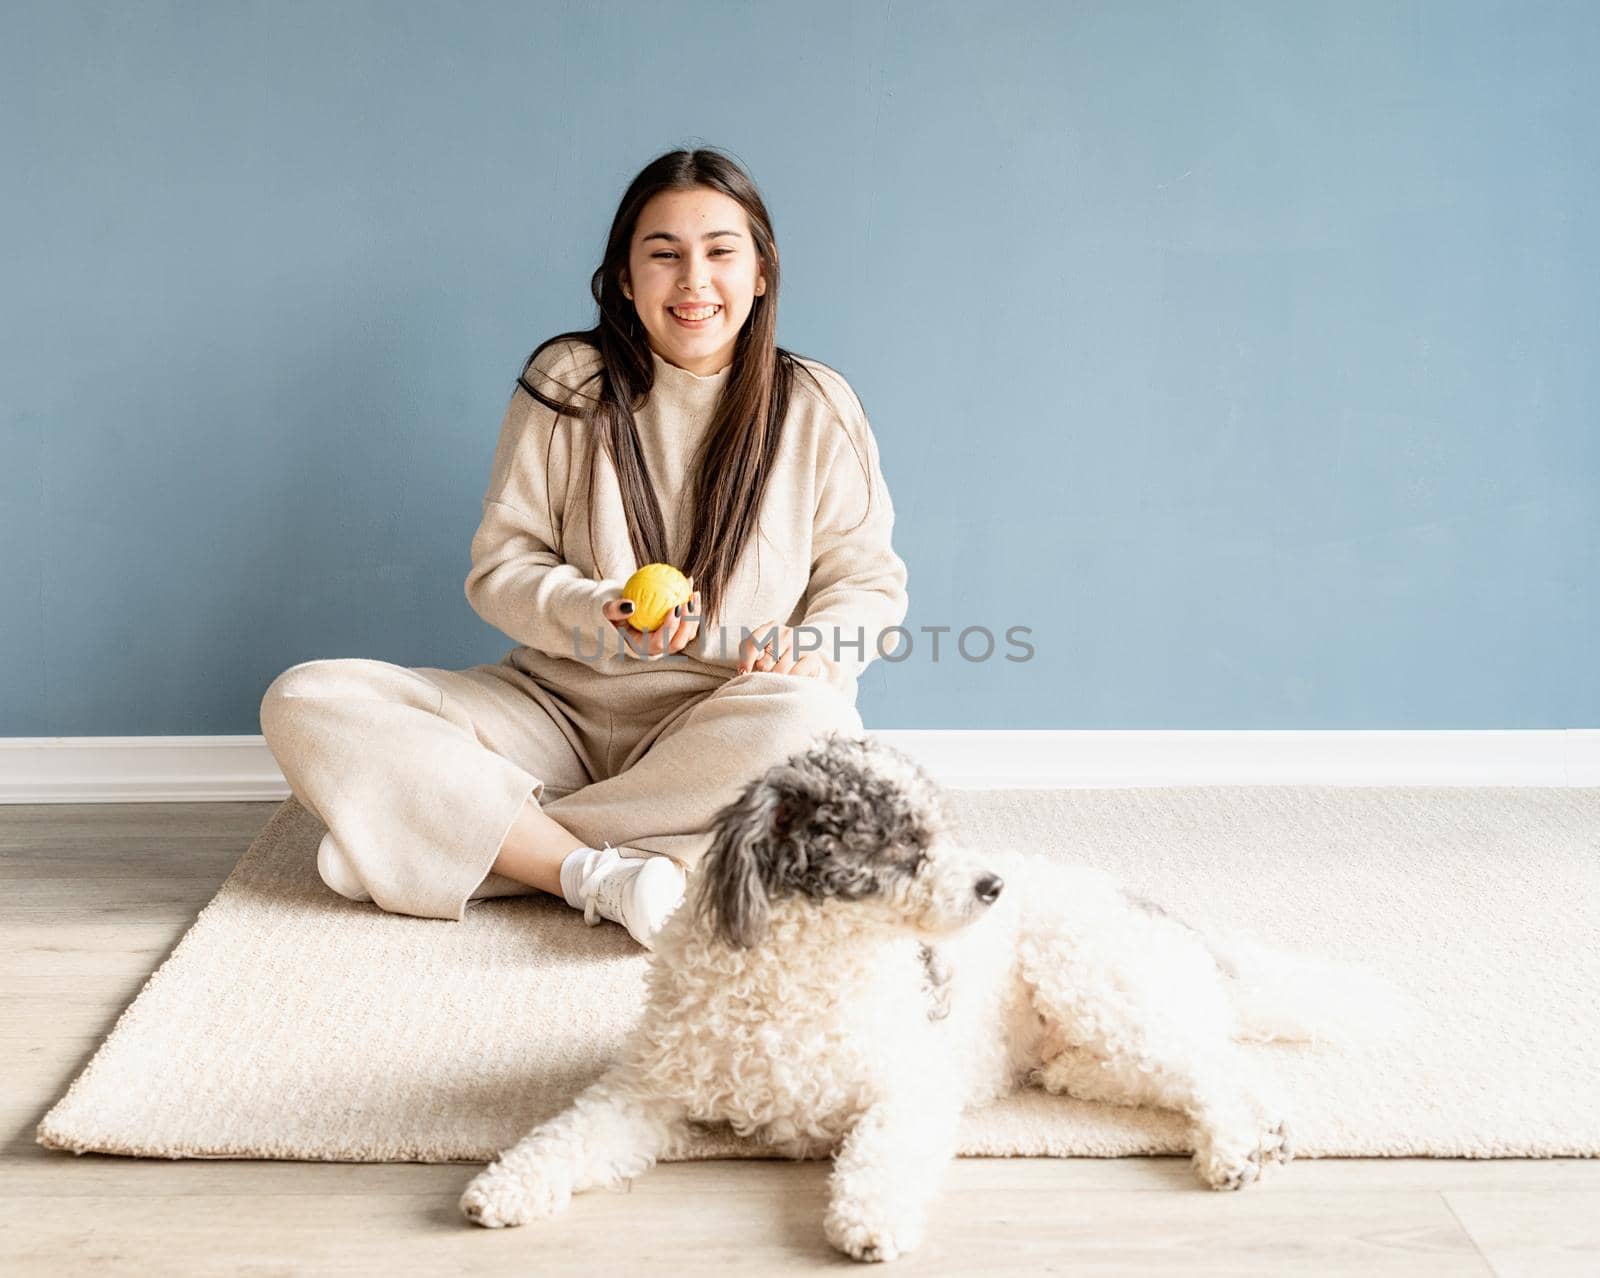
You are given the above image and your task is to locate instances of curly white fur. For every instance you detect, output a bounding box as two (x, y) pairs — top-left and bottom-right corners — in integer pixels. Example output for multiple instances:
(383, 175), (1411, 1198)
(460, 734), (1399, 1261)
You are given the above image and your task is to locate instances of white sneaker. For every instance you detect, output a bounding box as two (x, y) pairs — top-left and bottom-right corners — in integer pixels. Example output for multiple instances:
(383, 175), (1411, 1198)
(562, 844), (687, 950)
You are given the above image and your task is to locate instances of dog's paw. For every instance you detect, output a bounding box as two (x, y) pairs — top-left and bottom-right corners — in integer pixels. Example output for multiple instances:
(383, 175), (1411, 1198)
(1266, 1117), (1294, 1165)
(1192, 1116), (1293, 1191)
(459, 1163), (570, 1228)
(824, 1201), (924, 1263)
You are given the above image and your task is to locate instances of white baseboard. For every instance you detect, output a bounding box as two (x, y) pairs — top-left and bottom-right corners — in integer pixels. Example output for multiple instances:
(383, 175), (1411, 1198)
(2, 730), (1598, 803)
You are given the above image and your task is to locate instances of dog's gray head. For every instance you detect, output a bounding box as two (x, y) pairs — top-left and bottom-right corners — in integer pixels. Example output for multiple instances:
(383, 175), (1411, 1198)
(692, 732), (1005, 948)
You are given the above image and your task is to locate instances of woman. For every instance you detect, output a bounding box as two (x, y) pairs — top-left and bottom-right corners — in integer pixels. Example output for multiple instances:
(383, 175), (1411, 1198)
(259, 147), (909, 949)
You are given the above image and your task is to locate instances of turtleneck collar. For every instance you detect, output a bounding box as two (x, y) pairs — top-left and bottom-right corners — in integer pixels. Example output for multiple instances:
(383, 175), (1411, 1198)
(649, 345), (732, 405)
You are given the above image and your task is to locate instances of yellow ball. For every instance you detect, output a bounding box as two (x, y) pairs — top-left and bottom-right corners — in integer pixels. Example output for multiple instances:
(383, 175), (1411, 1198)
(621, 563), (693, 632)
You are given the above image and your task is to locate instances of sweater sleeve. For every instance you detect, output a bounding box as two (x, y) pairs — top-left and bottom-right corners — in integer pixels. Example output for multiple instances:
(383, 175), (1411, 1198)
(463, 345), (628, 664)
(799, 377), (911, 683)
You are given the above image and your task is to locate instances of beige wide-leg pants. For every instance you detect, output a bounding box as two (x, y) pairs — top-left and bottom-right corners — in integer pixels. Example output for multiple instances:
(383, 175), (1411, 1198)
(258, 651), (864, 921)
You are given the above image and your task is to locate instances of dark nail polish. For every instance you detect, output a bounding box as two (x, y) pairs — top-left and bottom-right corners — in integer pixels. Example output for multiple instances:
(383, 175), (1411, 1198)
(620, 601), (634, 614)
(674, 605), (682, 617)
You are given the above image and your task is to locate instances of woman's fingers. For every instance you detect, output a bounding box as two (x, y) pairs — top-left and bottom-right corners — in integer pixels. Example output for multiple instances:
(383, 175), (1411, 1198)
(668, 597), (701, 655)
(672, 602), (700, 655)
(771, 641), (799, 674)
(753, 625), (784, 670)
(775, 638), (816, 675)
(790, 652), (826, 678)
(606, 593), (706, 661)
(740, 619), (816, 673)
(737, 620), (767, 672)
(756, 624), (792, 672)
(645, 598), (698, 659)
(660, 603), (685, 655)
(615, 605), (659, 659)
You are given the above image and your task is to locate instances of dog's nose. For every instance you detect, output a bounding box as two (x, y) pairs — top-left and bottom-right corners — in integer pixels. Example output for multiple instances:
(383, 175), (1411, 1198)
(974, 874), (1004, 904)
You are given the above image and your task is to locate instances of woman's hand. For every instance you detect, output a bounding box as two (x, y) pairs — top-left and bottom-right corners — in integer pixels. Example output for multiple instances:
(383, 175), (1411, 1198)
(737, 619), (829, 678)
(602, 589), (701, 660)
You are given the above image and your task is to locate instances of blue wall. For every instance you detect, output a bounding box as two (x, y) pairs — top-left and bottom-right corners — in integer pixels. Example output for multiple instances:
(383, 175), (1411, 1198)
(2, 0), (1595, 733)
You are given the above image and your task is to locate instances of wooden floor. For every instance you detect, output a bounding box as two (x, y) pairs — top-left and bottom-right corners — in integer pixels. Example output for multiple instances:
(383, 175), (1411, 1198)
(4, 803), (1597, 1276)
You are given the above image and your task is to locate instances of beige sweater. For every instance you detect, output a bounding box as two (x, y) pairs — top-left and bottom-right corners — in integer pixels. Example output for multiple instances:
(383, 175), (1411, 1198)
(463, 339), (909, 704)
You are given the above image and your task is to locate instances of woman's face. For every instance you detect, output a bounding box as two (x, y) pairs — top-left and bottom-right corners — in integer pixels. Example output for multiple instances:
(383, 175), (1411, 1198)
(623, 187), (766, 377)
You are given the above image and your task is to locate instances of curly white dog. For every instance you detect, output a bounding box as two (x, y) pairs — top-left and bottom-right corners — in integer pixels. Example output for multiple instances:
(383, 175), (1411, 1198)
(461, 733), (1396, 1261)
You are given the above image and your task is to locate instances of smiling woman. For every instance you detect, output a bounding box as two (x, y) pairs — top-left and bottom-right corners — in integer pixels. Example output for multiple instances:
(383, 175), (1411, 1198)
(259, 146), (909, 955)
(516, 147), (897, 641)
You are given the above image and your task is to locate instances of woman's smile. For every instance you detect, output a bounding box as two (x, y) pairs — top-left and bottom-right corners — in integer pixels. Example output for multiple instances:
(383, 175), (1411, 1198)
(669, 303), (723, 328)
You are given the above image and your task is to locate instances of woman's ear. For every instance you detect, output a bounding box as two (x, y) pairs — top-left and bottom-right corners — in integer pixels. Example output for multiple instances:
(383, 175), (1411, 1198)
(695, 774), (787, 949)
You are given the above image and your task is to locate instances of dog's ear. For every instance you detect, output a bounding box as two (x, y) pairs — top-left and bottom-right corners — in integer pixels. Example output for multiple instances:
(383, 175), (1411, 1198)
(694, 772), (791, 949)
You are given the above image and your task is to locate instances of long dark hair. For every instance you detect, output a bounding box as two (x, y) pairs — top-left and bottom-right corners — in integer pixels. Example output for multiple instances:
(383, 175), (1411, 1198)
(514, 146), (875, 631)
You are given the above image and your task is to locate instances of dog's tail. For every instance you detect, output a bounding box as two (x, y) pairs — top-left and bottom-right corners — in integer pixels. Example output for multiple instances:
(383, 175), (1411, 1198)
(1204, 929), (1414, 1047)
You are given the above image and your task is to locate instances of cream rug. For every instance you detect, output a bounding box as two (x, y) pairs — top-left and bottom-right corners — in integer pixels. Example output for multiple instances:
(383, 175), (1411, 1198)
(36, 786), (1600, 1163)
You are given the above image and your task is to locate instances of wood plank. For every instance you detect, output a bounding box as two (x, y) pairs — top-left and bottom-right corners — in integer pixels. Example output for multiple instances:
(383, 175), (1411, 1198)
(0, 1184), (1495, 1276)
(1445, 1190), (1600, 1278)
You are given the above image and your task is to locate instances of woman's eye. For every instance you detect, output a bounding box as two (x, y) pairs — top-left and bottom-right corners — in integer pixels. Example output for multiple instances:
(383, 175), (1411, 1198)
(652, 249), (733, 258)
